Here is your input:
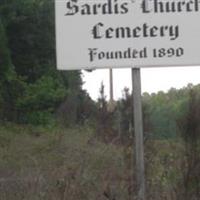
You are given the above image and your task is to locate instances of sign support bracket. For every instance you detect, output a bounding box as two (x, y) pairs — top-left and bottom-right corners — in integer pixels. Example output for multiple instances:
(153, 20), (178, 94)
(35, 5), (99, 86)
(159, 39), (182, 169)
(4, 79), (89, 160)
(132, 68), (146, 200)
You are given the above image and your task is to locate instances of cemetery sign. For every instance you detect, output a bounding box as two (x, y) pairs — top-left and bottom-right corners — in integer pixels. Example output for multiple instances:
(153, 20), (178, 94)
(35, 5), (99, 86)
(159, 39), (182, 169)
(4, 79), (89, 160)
(55, 0), (200, 69)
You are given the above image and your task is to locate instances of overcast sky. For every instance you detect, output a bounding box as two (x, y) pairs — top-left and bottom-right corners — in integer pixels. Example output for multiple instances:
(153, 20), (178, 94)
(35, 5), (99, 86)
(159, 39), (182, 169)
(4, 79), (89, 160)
(82, 66), (200, 100)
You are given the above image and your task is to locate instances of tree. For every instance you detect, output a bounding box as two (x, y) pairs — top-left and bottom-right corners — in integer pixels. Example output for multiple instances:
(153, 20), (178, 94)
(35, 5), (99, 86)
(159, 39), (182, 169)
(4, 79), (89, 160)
(0, 0), (87, 125)
(0, 18), (24, 121)
(177, 89), (200, 200)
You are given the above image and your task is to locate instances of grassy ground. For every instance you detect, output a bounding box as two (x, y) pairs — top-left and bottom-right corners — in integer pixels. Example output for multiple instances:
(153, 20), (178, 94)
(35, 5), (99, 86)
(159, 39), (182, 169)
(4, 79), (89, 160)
(0, 124), (132, 200)
(0, 124), (185, 200)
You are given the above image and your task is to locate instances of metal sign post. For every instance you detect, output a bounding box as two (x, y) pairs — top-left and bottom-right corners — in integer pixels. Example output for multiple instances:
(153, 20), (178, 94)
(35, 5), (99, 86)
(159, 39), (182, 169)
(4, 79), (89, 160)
(132, 68), (145, 200)
(108, 68), (115, 112)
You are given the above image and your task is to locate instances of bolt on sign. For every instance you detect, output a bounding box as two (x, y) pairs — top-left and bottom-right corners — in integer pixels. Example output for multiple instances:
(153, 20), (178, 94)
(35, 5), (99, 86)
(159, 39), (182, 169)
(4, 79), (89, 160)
(55, 0), (200, 70)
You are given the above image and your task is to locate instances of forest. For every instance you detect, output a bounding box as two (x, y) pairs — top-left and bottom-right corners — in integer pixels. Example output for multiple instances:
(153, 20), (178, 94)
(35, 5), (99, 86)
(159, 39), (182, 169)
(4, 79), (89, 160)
(1, 0), (200, 200)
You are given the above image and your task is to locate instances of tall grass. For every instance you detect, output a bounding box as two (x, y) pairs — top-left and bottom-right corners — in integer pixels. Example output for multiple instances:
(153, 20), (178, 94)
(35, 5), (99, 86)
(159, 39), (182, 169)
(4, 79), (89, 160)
(0, 124), (132, 200)
(0, 124), (187, 200)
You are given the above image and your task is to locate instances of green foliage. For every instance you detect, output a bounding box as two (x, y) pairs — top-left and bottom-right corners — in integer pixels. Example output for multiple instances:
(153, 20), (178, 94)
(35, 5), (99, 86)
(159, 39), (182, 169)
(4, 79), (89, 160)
(115, 84), (197, 140)
(17, 75), (67, 111)
(177, 88), (200, 199)
(117, 87), (132, 141)
(0, 0), (91, 125)
(0, 19), (12, 76)
(0, 0), (57, 80)
(16, 75), (67, 124)
(141, 86), (193, 139)
(0, 18), (25, 121)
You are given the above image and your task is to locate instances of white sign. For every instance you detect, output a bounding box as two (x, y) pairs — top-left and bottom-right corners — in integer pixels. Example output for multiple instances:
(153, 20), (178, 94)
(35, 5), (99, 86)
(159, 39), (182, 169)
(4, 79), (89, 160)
(55, 0), (200, 70)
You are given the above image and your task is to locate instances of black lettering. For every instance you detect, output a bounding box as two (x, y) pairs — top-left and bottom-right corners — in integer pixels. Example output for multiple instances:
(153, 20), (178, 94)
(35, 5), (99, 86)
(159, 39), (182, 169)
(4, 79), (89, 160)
(195, 0), (200, 11)
(65, 0), (130, 16)
(92, 23), (104, 39)
(186, 1), (193, 12)
(93, 4), (102, 15)
(141, 0), (151, 13)
(88, 48), (97, 62)
(105, 28), (114, 38)
(116, 27), (131, 38)
(132, 27), (141, 38)
(120, 3), (129, 14)
(114, 0), (119, 14)
(65, 0), (78, 16)
(143, 23), (149, 37)
(81, 4), (91, 15)
(102, 0), (112, 14)
(150, 26), (158, 37)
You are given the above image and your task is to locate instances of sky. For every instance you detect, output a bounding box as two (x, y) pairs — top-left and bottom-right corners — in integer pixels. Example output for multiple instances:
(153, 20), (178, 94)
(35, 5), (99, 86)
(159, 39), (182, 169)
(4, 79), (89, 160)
(82, 66), (200, 100)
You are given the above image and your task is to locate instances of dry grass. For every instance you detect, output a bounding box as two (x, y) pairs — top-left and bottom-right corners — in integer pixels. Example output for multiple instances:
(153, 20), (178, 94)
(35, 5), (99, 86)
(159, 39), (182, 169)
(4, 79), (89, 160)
(0, 124), (187, 200)
(0, 124), (133, 200)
